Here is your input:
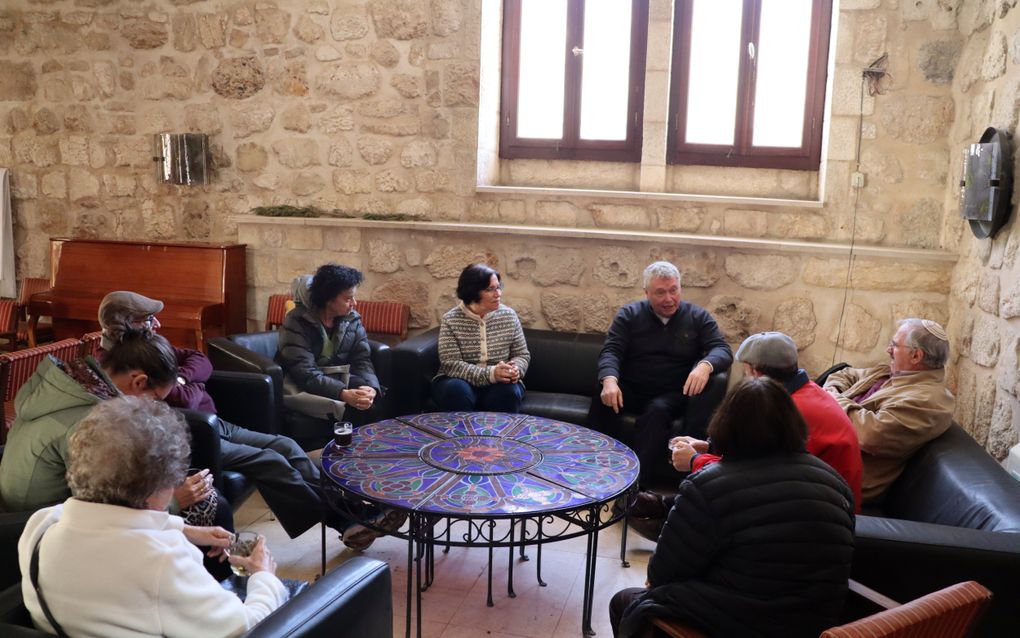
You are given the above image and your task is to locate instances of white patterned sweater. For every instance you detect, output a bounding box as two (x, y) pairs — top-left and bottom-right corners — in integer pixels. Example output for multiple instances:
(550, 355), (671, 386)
(436, 302), (531, 387)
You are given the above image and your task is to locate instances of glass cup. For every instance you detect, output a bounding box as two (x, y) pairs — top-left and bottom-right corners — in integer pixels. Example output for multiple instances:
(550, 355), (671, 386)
(228, 531), (258, 577)
(334, 421), (353, 447)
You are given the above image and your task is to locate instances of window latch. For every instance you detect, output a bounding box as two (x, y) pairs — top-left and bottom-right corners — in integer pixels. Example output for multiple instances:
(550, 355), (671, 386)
(571, 46), (583, 57)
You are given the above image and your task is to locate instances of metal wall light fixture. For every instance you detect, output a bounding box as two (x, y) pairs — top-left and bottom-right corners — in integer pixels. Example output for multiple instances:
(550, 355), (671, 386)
(153, 133), (210, 185)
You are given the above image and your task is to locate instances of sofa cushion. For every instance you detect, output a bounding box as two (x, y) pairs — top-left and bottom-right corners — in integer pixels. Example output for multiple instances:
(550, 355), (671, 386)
(882, 424), (1020, 532)
(522, 329), (603, 397)
(520, 391), (592, 426)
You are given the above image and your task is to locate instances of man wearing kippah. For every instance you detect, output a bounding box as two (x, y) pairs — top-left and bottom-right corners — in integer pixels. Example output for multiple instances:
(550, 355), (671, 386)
(822, 318), (955, 504)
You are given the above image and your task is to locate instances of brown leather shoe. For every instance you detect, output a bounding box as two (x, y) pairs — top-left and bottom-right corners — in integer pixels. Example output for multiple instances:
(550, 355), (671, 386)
(627, 515), (665, 542)
(629, 490), (669, 519)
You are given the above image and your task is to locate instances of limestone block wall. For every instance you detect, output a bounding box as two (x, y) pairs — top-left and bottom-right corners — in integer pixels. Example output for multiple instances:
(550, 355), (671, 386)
(239, 215), (954, 380)
(0, 0), (1006, 453)
(945, 1), (1020, 459)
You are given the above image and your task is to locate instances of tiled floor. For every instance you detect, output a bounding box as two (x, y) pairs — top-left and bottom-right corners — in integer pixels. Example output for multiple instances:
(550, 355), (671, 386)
(235, 492), (654, 638)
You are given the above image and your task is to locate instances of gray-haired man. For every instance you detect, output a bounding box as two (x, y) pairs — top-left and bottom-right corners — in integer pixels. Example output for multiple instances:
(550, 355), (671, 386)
(587, 261), (733, 485)
(823, 318), (955, 504)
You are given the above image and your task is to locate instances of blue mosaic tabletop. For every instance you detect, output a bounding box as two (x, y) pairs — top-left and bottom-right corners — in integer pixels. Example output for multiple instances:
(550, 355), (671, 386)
(321, 412), (640, 517)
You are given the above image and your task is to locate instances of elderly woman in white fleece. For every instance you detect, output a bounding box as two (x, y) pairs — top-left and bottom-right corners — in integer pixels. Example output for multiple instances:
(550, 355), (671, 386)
(18, 397), (287, 637)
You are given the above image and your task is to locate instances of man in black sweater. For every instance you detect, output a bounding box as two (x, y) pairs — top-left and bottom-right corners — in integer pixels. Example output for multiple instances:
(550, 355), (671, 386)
(588, 261), (732, 485)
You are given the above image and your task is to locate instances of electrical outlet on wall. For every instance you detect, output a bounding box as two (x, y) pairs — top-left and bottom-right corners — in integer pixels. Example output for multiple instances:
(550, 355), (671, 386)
(851, 172), (866, 189)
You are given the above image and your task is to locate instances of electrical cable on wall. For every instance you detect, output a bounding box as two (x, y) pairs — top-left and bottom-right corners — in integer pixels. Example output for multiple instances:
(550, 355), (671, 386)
(831, 53), (889, 366)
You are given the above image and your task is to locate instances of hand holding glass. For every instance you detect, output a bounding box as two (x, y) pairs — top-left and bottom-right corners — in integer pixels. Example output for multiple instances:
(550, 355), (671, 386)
(226, 531), (258, 577)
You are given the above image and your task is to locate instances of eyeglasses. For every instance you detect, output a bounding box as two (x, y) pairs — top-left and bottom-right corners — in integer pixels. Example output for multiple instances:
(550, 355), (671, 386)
(482, 284), (504, 294)
(888, 340), (915, 350)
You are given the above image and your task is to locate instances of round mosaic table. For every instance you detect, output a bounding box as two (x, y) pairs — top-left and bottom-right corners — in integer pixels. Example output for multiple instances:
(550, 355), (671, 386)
(320, 411), (640, 638)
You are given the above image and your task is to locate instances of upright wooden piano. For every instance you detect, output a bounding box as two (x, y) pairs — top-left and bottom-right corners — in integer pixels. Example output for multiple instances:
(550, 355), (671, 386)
(27, 238), (246, 351)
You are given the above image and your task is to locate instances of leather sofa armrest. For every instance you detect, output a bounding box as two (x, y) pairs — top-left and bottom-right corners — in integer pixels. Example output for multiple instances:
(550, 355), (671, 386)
(177, 408), (225, 493)
(208, 337), (284, 383)
(0, 584), (36, 637)
(0, 511), (31, 590)
(387, 328), (440, 417)
(243, 556), (392, 638)
(207, 370), (278, 435)
(853, 515), (1020, 637)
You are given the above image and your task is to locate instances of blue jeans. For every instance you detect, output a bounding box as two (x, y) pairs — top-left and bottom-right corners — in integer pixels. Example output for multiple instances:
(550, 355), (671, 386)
(432, 377), (525, 413)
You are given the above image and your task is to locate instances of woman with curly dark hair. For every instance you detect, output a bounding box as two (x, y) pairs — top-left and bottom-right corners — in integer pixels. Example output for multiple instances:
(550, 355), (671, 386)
(276, 263), (380, 424)
(609, 377), (855, 638)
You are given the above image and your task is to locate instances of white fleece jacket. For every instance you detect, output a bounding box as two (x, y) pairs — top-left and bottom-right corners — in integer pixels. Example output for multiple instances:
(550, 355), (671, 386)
(18, 499), (288, 638)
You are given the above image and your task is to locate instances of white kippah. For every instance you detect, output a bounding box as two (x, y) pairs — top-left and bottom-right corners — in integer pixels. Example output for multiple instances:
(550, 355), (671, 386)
(921, 319), (948, 341)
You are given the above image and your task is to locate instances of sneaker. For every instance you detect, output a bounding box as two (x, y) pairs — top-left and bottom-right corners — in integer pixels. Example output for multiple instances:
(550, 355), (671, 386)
(374, 508), (408, 534)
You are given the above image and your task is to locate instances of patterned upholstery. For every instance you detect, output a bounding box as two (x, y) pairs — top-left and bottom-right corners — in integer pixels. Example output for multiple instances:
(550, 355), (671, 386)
(0, 338), (83, 442)
(265, 293), (292, 331)
(822, 581), (993, 638)
(80, 331), (104, 358)
(357, 300), (410, 340)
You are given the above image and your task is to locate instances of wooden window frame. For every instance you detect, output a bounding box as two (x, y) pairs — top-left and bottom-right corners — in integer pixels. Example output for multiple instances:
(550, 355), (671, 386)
(500, 0), (649, 163)
(667, 0), (833, 171)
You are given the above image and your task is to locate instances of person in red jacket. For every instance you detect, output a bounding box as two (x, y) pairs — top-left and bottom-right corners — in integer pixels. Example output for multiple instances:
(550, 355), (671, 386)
(629, 332), (861, 540)
(673, 332), (861, 512)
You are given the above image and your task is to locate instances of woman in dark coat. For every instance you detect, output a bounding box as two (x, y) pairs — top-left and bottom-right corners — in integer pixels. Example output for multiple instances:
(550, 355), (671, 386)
(609, 377), (855, 638)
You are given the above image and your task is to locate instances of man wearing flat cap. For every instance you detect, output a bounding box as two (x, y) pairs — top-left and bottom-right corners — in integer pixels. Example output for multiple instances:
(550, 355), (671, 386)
(98, 291), (394, 550)
(671, 331), (862, 512)
(822, 318), (955, 504)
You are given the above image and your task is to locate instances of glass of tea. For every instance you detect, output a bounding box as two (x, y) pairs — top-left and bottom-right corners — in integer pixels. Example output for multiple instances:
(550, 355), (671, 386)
(333, 421), (353, 447)
(227, 531), (258, 577)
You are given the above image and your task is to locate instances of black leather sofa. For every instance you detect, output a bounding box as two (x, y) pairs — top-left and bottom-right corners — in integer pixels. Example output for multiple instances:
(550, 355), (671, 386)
(850, 423), (1020, 637)
(0, 555), (392, 637)
(207, 331), (391, 452)
(387, 326), (729, 441)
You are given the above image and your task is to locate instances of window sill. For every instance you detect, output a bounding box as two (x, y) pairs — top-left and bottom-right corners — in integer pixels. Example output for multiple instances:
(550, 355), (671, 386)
(232, 215), (957, 263)
(474, 184), (824, 209)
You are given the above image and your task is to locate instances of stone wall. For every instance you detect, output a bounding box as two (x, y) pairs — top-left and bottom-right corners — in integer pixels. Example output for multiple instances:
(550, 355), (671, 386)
(945, 0), (1020, 459)
(1, 1), (1010, 455)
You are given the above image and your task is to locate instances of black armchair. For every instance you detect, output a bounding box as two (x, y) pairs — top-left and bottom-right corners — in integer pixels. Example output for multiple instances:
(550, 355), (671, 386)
(0, 556), (393, 638)
(208, 331), (392, 450)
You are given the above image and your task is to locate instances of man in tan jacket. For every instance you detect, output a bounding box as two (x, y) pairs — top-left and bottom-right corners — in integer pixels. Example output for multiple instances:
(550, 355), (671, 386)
(823, 318), (955, 504)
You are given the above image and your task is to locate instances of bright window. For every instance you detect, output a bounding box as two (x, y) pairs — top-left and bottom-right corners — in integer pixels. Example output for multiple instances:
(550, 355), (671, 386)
(500, 0), (649, 162)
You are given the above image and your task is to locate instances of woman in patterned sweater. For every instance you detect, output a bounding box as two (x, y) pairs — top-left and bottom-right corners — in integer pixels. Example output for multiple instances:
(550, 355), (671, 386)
(432, 263), (531, 412)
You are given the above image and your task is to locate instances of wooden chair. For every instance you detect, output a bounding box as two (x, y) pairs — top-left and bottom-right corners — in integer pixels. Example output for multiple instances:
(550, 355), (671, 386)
(264, 293), (292, 331)
(0, 338), (83, 443)
(16, 278), (53, 347)
(0, 299), (18, 351)
(644, 580), (992, 638)
(80, 331), (104, 358)
(357, 300), (410, 345)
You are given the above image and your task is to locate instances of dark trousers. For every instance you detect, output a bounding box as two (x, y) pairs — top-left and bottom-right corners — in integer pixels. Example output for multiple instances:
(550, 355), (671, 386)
(587, 382), (716, 486)
(217, 418), (353, 537)
(432, 378), (525, 413)
(609, 587), (648, 638)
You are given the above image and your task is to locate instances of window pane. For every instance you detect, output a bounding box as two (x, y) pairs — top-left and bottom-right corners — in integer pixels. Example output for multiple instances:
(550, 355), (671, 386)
(517, 0), (567, 139)
(752, 0), (813, 148)
(579, 1), (633, 141)
(685, 0), (743, 145)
